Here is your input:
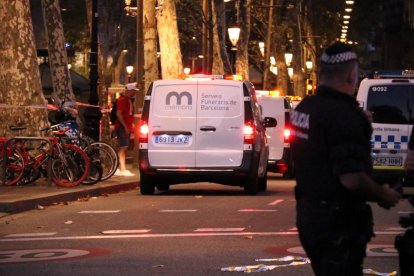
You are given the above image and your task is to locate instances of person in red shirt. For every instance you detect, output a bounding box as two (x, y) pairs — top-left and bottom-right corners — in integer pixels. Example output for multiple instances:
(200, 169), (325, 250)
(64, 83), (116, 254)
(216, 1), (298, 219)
(114, 83), (138, 176)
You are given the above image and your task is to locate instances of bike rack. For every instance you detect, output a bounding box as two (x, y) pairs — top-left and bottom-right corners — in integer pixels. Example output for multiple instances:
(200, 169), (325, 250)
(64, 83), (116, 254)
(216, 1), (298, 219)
(1, 137), (53, 186)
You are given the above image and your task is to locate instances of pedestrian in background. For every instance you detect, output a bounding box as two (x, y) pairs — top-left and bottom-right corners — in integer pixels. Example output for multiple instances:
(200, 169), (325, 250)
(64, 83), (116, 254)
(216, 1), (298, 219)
(114, 83), (138, 177)
(291, 42), (401, 276)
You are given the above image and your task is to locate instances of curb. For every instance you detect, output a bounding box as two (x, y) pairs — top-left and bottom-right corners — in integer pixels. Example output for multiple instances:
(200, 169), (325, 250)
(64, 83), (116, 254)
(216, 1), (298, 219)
(0, 181), (139, 214)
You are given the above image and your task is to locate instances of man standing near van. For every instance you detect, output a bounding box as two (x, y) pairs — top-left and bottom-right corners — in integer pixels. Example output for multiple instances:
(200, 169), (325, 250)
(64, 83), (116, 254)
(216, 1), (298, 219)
(114, 83), (138, 177)
(291, 42), (401, 276)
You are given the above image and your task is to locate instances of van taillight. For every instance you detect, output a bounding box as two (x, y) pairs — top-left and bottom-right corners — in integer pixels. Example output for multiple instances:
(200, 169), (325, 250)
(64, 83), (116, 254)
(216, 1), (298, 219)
(244, 123), (255, 144)
(138, 121), (149, 143)
(283, 128), (291, 142)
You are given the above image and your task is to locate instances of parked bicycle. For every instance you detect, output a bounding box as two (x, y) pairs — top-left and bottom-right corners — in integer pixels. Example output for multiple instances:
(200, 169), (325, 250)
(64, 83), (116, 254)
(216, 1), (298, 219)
(1, 126), (90, 187)
(51, 120), (119, 184)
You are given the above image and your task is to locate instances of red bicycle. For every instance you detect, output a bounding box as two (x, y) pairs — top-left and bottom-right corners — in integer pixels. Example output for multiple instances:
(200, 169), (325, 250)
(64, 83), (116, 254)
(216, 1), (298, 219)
(1, 127), (90, 187)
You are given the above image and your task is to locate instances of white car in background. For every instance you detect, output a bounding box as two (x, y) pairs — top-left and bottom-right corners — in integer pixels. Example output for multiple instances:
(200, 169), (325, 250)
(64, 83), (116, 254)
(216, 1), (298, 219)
(256, 92), (294, 178)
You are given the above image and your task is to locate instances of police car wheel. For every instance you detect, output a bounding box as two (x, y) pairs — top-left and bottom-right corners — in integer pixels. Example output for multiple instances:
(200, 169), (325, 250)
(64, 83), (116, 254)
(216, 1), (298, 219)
(157, 183), (170, 191)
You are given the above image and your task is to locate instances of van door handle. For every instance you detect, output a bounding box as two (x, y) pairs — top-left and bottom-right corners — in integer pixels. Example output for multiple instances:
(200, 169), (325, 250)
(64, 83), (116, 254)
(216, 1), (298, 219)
(200, 126), (216, 132)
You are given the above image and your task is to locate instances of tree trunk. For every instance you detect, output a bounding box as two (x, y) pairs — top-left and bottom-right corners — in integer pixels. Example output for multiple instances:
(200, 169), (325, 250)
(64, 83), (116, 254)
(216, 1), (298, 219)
(144, 0), (158, 90)
(0, 0), (49, 137)
(41, 0), (75, 102)
(157, 0), (183, 79)
(235, 0), (250, 80)
(262, 0), (274, 90)
(211, 1), (224, 74)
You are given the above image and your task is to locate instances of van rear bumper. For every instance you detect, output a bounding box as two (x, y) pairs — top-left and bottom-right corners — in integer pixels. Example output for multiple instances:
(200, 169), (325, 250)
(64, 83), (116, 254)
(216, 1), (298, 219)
(139, 149), (258, 186)
(267, 148), (292, 173)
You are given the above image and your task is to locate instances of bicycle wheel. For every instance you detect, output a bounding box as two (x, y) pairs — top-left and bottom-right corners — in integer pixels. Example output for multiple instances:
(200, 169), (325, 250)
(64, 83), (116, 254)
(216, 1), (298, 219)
(82, 159), (103, 185)
(86, 142), (119, 181)
(0, 147), (25, 186)
(51, 143), (90, 187)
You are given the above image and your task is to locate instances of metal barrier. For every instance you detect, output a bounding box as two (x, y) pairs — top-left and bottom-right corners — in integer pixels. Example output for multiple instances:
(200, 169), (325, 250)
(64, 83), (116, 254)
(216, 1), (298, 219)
(1, 137), (53, 186)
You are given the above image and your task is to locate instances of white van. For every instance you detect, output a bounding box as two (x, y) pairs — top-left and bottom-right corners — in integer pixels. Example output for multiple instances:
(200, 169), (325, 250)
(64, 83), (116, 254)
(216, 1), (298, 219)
(256, 94), (294, 178)
(356, 71), (414, 186)
(137, 75), (277, 195)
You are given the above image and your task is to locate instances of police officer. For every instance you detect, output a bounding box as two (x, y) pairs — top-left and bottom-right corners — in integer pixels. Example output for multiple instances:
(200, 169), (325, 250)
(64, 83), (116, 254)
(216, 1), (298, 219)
(291, 42), (401, 276)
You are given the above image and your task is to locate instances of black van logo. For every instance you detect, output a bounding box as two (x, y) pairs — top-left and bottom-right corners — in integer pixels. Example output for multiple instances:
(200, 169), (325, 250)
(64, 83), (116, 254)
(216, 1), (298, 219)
(165, 91), (192, 110)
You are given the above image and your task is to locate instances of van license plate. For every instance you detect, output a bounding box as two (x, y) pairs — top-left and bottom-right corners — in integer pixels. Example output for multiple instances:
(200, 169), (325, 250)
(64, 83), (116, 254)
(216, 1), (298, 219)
(372, 157), (402, 166)
(154, 135), (190, 144)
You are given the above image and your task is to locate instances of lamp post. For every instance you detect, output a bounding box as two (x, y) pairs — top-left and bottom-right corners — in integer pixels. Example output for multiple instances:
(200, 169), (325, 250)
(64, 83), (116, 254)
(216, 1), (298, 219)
(84, 0), (102, 141)
(126, 65), (134, 83)
(228, 26), (240, 74)
(124, 0), (144, 112)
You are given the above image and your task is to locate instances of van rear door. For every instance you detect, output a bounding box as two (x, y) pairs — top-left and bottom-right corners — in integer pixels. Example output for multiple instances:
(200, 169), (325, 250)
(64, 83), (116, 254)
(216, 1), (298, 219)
(147, 81), (197, 167)
(257, 96), (285, 161)
(195, 81), (244, 167)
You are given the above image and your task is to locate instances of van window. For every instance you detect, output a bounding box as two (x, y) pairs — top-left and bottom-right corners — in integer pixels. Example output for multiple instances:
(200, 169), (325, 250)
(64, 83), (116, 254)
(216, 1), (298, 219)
(367, 84), (413, 124)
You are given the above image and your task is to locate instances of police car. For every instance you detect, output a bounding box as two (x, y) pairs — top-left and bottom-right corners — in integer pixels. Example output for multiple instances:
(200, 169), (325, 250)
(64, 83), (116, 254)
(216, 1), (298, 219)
(356, 70), (414, 186)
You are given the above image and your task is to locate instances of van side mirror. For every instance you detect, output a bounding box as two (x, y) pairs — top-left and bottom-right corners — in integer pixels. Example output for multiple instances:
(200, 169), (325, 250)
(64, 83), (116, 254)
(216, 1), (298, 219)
(263, 117), (277, 128)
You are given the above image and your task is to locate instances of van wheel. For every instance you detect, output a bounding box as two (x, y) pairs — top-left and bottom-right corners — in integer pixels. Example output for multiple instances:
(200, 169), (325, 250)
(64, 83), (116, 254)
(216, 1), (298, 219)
(258, 169), (268, 192)
(244, 171), (259, 195)
(140, 174), (155, 195)
(157, 183), (170, 191)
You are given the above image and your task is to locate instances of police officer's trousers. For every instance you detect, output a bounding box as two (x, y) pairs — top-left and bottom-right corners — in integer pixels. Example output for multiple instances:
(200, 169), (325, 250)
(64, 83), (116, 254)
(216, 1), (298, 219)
(296, 198), (374, 276)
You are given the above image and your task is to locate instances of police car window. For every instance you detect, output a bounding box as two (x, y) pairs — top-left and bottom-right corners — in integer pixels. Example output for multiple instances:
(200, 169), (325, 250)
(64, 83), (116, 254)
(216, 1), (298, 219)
(367, 85), (409, 124)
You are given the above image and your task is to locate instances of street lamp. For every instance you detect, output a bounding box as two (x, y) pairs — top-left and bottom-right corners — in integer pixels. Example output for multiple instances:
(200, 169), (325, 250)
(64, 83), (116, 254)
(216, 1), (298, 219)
(184, 67), (191, 75)
(126, 65), (134, 83)
(288, 67), (294, 79)
(305, 59), (313, 71)
(284, 52), (293, 67)
(258, 41), (265, 57)
(227, 26), (240, 74)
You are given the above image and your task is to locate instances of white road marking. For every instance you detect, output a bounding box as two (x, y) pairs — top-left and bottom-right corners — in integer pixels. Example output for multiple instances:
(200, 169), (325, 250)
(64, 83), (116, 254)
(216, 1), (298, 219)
(78, 210), (120, 214)
(287, 244), (398, 257)
(194, 228), (245, 232)
(398, 211), (411, 215)
(0, 249), (90, 263)
(238, 209), (277, 212)
(101, 230), (151, 235)
(0, 231), (298, 242)
(268, 199), (284, 206)
(0, 229), (402, 242)
(159, 209), (197, 213)
(386, 227), (406, 231)
(3, 232), (57, 238)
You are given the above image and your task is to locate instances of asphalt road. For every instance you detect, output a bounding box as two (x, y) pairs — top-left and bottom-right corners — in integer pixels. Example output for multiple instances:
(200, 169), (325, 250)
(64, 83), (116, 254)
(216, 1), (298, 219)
(0, 173), (411, 275)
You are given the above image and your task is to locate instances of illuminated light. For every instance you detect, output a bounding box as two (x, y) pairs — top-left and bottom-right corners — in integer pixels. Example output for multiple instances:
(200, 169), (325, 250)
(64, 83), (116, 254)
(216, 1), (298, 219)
(343, 25), (348, 29)
(228, 27), (241, 47)
(277, 163), (288, 174)
(343, 15), (350, 19)
(137, 121), (149, 143)
(183, 67), (191, 74)
(345, 8), (352, 12)
(243, 123), (255, 144)
(341, 29), (348, 33)
(343, 20), (349, 24)
(288, 67), (294, 78)
(283, 129), (291, 141)
(269, 90), (280, 96)
(259, 41), (265, 57)
(345, 0), (354, 4)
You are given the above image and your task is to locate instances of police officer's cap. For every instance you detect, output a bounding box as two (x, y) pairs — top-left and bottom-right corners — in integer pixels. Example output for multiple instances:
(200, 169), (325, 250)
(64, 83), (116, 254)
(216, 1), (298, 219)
(321, 42), (357, 65)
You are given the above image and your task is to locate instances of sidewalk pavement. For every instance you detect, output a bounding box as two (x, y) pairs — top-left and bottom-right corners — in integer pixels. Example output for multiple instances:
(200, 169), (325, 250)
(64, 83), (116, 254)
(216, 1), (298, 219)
(0, 163), (140, 216)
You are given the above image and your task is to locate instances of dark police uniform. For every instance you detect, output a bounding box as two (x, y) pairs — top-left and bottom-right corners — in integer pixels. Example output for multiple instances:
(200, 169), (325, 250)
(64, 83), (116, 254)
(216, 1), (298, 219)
(291, 85), (374, 276)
